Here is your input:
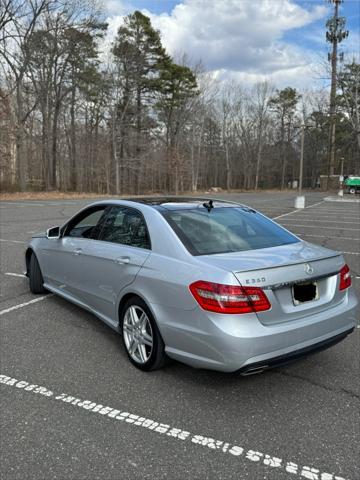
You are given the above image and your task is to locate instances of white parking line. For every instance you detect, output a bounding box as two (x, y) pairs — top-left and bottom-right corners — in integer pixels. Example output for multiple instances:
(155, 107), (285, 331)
(0, 374), (350, 480)
(273, 201), (324, 220)
(281, 219), (356, 225)
(280, 224), (359, 232)
(343, 251), (360, 256)
(256, 206), (294, 211)
(0, 238), (26, 244)
(5, 273), (26, 278)
(0, 295), (52, 316)
(297, 233), (359, 241)
(321, 202), (360, 206)
(317, 211), (360, 216)
(284, 212), (359, 217)
(293, 218), (359, 224)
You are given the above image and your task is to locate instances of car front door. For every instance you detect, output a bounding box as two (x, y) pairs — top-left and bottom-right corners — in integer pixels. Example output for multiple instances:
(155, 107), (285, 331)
(40, 205), (109, 299)
(73, 205), (151, 323)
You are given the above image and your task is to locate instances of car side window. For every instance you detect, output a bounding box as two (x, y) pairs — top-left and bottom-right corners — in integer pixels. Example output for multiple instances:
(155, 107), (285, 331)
(64, 207), (107, 239)
(98, 206), (151, 250)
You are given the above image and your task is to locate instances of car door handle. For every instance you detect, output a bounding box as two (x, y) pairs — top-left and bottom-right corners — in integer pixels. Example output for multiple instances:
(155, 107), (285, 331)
(73, 248), (83, 256)
(115, 256), (130, 265)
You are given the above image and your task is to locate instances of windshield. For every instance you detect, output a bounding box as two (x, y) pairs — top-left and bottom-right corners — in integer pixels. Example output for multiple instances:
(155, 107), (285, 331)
(163, 207), (299, 255)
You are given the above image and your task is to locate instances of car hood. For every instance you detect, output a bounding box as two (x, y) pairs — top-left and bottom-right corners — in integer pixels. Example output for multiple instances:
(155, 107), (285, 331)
(196, 241), (341, 274)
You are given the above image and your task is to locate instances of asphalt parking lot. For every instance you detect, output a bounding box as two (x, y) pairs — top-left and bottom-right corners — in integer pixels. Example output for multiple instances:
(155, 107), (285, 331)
(0, 191), (359, 480)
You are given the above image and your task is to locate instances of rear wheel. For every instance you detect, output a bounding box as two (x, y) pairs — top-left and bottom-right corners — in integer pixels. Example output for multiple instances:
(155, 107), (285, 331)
(29, 253), (47, 294)
(349, 187), (356, 194)
(120, 297), (167, 371)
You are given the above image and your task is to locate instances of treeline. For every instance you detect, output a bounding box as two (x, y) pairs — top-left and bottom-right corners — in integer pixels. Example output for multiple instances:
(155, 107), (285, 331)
(1, 0), (359, 194)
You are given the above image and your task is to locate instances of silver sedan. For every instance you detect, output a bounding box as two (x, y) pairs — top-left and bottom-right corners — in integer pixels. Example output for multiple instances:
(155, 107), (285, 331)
(25, 198), (358, 373)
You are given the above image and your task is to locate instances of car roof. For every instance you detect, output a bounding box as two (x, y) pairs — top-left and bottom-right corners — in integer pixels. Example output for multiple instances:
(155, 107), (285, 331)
(122, 197), (242, 211)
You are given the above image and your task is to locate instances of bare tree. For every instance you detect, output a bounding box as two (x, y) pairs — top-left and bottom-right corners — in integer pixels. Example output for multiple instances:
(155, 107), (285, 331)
(0, 0), (49, 189)
(0, 7), (357, 195)
(250, 81), (273, 190)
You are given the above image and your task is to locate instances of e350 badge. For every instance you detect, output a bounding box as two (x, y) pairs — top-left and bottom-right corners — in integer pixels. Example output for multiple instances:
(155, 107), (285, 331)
(245, 277), (266, 284)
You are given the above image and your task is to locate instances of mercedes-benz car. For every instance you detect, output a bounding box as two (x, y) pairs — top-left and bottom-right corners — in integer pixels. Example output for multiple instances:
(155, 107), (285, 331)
(25, 198), (358, 373)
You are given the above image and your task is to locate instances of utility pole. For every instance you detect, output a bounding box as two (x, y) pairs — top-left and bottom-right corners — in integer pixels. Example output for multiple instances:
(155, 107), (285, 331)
(299, 125), (305, 195)
(294, 123), (314, 208)
(294, 124), (308, 209)
(326, 0), (348, 180)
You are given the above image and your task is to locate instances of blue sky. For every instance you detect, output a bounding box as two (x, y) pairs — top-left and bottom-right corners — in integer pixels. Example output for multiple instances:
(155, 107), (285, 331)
(103, 0), (360, 89)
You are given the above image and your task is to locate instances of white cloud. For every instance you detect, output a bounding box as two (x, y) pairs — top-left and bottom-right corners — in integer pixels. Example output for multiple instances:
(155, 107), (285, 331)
(103, 0), (132, 16)
(101, 0), (329, 88)
(216, 62), (321, 90)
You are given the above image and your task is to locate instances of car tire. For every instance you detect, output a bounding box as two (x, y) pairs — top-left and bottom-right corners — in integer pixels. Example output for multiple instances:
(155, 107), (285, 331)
(120, 297), (168, 371)
(29, 253), (47, 294)
(349, 188), (356, 194)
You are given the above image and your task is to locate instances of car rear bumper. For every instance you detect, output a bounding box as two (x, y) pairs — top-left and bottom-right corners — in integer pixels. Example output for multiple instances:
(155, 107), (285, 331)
(238, 327), (354, 375)
(153, 287), (358, 372)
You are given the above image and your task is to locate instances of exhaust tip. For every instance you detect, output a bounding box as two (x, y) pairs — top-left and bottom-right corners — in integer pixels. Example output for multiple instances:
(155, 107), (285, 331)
(241, 365), (268, 376)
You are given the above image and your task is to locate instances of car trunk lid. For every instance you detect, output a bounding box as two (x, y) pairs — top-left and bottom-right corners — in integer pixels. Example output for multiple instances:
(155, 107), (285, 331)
(198, 242), (345, 325)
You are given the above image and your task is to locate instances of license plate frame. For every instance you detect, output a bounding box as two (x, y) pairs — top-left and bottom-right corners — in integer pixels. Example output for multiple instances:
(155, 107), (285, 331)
(292, 281), (319, 306)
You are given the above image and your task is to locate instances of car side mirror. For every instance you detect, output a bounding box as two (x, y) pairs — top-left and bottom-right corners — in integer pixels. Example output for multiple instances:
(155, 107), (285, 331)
(46, 226), (60, 239)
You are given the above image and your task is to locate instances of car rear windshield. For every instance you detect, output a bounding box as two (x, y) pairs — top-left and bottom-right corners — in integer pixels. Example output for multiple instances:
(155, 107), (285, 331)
(162, 207), (299, 255)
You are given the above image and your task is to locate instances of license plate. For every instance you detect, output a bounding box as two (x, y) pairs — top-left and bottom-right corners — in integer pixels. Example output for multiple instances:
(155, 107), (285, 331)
(292, 281), (319, 306)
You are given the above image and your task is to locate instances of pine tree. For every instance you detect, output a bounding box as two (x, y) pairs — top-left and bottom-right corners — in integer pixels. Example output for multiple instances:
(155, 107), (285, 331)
(112, 11), (170, 192)
(156, 61), (198, 193)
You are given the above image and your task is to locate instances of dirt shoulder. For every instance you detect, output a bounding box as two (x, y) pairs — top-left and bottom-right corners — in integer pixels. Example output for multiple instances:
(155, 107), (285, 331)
(0, 189), (330, 201)
(0, 191), (113, 201)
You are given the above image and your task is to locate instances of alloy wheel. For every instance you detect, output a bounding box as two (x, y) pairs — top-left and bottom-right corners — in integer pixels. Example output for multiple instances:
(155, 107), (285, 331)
(123, 305), (153, 364)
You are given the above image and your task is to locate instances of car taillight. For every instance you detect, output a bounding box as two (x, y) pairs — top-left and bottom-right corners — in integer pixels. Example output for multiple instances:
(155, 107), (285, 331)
(339, 264), (351, 291)
(189, 280), (271, 314)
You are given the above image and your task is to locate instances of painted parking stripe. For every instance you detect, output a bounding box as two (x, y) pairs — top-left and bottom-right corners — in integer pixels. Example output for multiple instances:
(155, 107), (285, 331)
(0, 295), (52, 316)
(280, 219), (357, 225)
(297, 233), (359, 241)
(255, 206), (294, 211)
(4, 273), (26, 278)
(282, 212), (359, 217)
(273, 201), (325, 220)
(280, 224), (360, 232)
(285, 219), (359, 224)
(0, 238), (26, 244)
(0, 374), (350, 480)
(343, 251), (360, 256)
(293, 219), (360, 224)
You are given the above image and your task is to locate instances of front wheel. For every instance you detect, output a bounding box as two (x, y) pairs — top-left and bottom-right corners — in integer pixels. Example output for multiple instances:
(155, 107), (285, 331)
(120, 297), (167, 371)
(29, 253), (47, 294)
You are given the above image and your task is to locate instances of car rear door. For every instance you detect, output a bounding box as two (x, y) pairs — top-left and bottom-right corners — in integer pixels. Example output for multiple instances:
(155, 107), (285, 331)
(74, 205), (151, 322)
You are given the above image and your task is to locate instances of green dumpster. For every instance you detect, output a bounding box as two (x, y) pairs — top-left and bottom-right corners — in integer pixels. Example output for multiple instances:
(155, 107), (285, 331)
(344, 176), (360, 194)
